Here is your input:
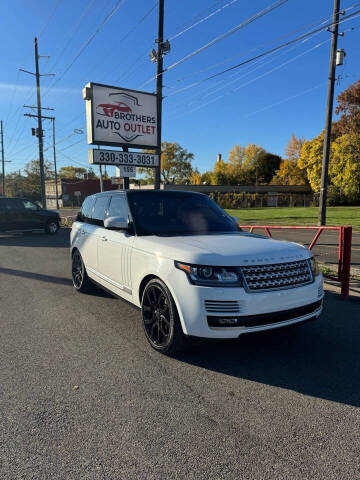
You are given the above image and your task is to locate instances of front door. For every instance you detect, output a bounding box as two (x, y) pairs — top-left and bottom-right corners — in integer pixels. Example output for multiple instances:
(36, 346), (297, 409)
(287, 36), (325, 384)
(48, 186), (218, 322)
(97, 194), (134, 296)
(18, 199), (44, 229)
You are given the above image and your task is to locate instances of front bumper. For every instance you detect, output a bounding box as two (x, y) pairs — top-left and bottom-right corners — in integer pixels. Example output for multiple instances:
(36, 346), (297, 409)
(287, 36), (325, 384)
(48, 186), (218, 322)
(167, 269), (324, 339)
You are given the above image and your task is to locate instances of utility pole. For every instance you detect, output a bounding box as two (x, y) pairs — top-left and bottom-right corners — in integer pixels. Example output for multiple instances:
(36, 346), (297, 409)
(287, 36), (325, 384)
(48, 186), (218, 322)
(154, 0), (164, 190)
(1, 120), (4, 196)
(24, 108), (57, 207)
(20, 38), (54, 208)
(318, 0), (341, 225)
(51, 117), (59, 209)
(99, 165), (104, 192)
(34, 37), (46, 208)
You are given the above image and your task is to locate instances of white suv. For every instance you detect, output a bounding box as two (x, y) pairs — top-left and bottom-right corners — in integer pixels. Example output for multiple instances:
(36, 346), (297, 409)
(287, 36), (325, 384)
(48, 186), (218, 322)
(71, 190), (323, 354)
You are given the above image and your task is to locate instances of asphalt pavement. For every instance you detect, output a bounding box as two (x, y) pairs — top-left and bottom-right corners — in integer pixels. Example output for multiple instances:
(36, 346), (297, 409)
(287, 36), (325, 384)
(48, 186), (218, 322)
(0, 229), (359, 479)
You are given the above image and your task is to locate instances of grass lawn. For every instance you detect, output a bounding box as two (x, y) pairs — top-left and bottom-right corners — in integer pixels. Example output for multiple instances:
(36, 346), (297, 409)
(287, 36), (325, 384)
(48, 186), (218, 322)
(226, 206), (360, 231)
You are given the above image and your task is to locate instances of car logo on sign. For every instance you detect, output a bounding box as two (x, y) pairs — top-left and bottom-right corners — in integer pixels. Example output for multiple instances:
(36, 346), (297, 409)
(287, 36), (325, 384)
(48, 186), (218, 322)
(96, 102), (132, 117)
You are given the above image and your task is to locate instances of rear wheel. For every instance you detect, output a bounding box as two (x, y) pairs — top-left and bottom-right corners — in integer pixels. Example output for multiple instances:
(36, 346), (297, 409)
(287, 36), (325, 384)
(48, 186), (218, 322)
(141, 278), (185, 355)
(45, 219), (59, 235)
(72, 250), (92, 293)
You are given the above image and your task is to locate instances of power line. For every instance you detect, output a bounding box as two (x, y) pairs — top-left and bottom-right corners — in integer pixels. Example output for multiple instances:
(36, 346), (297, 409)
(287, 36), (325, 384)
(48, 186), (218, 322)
(81, 1), (158, 86)
(43, 0), (127, 99)
(57, 138), (84, 152)
(38, 0), (63, 38)
(204, 8), (360, 81)
(170, 38), (331, 118)
(166, 0), (224, 38)
(139, 0), (289, 88)
(165, 6), (360, 103)
(168, 0), (242, 41)
(169, 19), (360, 119)
(47, 0), (97, 74)
(166, 11), (335, 85)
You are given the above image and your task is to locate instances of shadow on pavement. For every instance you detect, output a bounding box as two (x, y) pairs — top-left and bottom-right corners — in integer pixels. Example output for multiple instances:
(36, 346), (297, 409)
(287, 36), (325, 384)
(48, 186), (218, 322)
(176, 291), (360, 408)
(0, 228), (70, 248)
(0, 267), (73, 286)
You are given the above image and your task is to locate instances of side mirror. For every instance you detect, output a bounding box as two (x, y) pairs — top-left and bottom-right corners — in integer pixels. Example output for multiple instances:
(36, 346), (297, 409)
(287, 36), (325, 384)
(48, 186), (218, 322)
(104, 216), (128, 230)
(231, 216), (238, 225)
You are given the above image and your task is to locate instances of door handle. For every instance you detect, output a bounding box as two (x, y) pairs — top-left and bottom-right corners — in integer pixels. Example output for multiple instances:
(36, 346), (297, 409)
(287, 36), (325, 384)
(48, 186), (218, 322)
(101, 235), (108, 242)
(80, 229), (85, 235)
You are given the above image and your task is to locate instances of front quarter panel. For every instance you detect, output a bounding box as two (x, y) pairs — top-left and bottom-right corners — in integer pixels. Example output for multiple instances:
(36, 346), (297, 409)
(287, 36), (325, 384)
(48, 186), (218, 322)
(131, 238), (174, 307)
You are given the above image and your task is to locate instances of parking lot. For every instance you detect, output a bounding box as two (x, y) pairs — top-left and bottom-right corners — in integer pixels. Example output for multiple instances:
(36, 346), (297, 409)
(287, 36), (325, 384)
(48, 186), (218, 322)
(0, 228), (359, 479)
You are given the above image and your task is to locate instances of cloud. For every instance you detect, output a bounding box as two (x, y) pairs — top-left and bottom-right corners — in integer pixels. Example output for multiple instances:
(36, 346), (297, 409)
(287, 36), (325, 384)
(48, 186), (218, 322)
(0, 82), (80, 97)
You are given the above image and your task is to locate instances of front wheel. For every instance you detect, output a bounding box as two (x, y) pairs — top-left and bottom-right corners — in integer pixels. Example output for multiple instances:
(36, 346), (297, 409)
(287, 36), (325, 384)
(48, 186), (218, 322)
(72, 250), (92, 293)
(45, 219), (59, 235)
(141, 278), (186, 355)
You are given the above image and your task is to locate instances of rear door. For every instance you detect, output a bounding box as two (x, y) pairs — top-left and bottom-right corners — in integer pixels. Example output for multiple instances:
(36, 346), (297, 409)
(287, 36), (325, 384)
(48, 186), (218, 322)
(97, 194), (134, 296)
(82, 195), (110, 274)
(0, 198), (23, 231)
(0, 198), (9, 231)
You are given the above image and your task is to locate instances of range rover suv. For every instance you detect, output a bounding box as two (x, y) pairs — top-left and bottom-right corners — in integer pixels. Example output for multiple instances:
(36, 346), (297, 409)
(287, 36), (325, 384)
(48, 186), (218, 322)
(70, 190), (323, 354)
(0, 197), (60, 235)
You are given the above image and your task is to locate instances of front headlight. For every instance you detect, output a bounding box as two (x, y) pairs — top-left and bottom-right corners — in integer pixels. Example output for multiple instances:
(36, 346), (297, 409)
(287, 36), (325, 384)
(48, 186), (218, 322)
(175, 261), (243, 287)
(309, 256), (319, 277)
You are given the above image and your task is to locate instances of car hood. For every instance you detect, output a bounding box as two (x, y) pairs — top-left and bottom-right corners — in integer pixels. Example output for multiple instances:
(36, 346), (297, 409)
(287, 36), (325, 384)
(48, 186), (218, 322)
(134, 232), (310, 266)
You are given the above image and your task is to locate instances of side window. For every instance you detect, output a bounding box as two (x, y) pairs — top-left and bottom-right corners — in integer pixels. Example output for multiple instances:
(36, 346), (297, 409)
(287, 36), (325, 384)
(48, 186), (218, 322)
(3, 199), (23, 210)
(107, 195), (129, 221)
(79, 196), (95, 222)
(91, 196), (110, 225)
(21, 200), (38, 210)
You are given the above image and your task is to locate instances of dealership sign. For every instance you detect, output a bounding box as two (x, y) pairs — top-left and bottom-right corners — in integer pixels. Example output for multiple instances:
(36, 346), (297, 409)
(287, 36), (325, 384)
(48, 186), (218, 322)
(83, 82), (158, 149)
(88, 149), (159, 167)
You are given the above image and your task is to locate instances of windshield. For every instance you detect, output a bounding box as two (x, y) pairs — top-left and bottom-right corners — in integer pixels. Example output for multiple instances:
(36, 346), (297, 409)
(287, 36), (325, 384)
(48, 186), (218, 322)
(127, 191), (237, 236)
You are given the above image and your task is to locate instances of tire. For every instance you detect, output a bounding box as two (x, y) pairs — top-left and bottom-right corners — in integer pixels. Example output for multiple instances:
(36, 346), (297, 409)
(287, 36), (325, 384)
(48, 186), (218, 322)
(45, 219), (59, 235)
(141, 278), (186, 355)
(72, 249), (93, 293)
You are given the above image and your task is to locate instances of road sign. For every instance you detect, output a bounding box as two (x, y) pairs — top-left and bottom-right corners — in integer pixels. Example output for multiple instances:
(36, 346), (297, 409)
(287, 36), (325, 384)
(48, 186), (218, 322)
(88, 149), (159, 167)
(119, 165), (136, 178)
(83, 83), (157, 149)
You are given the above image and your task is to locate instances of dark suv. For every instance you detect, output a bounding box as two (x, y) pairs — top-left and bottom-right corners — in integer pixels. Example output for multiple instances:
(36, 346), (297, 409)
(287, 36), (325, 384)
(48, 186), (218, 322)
(0, 197), (60, 235)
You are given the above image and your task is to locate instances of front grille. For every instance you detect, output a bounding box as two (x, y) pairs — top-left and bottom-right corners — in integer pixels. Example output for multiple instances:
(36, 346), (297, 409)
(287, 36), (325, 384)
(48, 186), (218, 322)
(204, 300), (242, 313)
(240, 259), (312, 292)
(207, 300), (322, 328)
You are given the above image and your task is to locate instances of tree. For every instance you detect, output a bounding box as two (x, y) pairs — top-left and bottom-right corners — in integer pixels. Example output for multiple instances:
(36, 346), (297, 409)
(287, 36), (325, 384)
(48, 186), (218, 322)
(329, 133), (360, 201)
(253, 152), (282, 184)
(212, 158), (229, 185)
(5, 172), (26, 197)
(139, 142), (195, 184)
(87, 167), (97, 179)
(335, 79), (360, 135)
(297, 133), (324, 192)
(285, 134), (304, 163)
(201, 171), (213, 185)
(189, 169), (201, 185)
(271, 159), (308, 185)
(226, 143), (266, 184)
(23, 159), (54, 202)
(59, 166), (87, 179)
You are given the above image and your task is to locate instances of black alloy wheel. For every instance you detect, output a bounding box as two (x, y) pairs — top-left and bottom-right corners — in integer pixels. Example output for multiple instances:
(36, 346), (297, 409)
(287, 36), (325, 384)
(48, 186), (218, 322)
(45, 219), (59, 235)
(72, 250), (92, 292)
(141, 279), (185, 355)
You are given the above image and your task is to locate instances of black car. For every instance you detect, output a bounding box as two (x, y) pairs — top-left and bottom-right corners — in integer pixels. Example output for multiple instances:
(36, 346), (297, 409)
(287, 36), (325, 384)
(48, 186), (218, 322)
(0, 197), (60, 235)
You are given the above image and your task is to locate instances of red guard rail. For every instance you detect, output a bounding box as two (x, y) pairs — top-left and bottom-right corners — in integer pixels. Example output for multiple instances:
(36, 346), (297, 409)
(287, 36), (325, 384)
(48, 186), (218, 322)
(239, 225), (353, 300)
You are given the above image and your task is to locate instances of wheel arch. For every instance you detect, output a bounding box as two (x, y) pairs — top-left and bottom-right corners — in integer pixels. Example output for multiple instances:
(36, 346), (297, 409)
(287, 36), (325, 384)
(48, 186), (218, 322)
(138, 273), (188, 336)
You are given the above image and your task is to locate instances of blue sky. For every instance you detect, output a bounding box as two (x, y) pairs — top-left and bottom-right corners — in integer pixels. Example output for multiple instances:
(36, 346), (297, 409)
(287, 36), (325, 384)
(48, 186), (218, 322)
(1, 0), (360, 176)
